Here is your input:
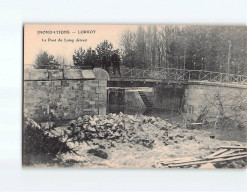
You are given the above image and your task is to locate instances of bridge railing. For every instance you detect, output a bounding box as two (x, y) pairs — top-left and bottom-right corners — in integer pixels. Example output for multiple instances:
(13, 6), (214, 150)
(112, 67), (247, 85)
(24, 64), (247, 85)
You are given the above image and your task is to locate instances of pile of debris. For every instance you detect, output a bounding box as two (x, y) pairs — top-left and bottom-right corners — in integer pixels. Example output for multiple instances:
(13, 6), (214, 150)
(47, 113), (172, 152)
(29, 112), (246, 168)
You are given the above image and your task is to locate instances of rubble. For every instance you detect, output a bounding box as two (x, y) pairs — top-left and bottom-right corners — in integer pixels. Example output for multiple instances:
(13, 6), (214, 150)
(59, 113), (171, 149)
(40, 122), (55, 130)
(36, 112), (246, 168)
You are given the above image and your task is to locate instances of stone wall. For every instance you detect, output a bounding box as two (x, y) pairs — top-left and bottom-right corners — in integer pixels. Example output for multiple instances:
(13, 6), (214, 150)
(125, 90), (146, 108)
(184, 81), (247, 120)
(152, 84), (184, 111)
(23, 68), (109, 122)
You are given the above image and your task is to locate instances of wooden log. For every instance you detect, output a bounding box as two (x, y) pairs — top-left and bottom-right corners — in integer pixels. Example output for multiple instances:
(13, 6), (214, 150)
(205, 149), (228, 159)
(159, 157), (198, 164)
(160, 152), (247, 166)
(167, 154), (247, 168)
(219, 146), (247, 150)
(216, 149), (244, 158)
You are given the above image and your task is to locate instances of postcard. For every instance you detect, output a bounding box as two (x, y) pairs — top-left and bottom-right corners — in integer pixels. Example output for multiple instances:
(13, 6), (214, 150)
(23, 24), (247, 168)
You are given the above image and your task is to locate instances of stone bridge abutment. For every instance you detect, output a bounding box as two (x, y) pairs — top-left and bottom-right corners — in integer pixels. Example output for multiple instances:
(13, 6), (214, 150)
(23, 68), (109, 122)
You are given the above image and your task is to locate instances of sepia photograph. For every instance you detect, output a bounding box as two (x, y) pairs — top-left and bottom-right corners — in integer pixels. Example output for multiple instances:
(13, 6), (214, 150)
(23, 24), (247, 168)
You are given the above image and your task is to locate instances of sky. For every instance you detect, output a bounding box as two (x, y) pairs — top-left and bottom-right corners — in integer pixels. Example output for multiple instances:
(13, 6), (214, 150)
(24, 24), (138, 66)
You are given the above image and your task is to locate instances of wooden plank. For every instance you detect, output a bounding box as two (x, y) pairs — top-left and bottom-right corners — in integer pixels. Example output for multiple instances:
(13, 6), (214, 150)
(219, 146), (247, 150)
(216, 149), (244, 158)
(205, 149), (229, 159)
(167, 155), (247, 168)
(161, 152), (247, 166)
(159, 157), (198, 164)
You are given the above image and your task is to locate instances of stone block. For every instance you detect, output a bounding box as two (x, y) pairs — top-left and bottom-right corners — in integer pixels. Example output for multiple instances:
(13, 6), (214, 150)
(95, 101), (106, 107)
(95, 86), (101, 94)
(63, 69), (95, 80)
(48, 70), (63, 80)
(99, 107), (106, 115)
(91, 96), (99, 101)
(84, 85), (90, 91)
(89, 82), (99, 88)
(93, 68), (110, 80)
(92, 80), (99, 85)
(83, 108), (92, 112)
(99, 87), (106, 94)
(89, 100), (95, 105)
(56, 85), (62, 90)
(24, 69), (49, 80)
(64, 69), (82, 79)
(98, 93), (107, 101)
(53, 80), (61, 86)
(81, 70), (95, 79)
(82, 101), (90, 108)
(24, 71), (30, 81)
(98, 80), (107, 87)
(92, 108), (99, 115)
(61, 80), (69, 87)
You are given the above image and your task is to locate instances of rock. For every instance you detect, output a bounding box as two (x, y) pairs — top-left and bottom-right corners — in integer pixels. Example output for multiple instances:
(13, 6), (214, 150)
(114, 132), (121, 137)
(40, 122), (55, 130)
(75, 127), (81, 132)
(79, 132), (85, 139)
(50, 129), (62, 137)
(176, 134), (184, 138)
(160, 126), (167, 130)
(83, 124), (88, 129)
(88, 126), (96, 132)
(54, 126), (68, 133)
(89, 120), (97, 127)
(82, 115), (90, 122)
(87, 149), (108, 159)
(98, 132), (106, 138)
(144, 140), (155, 149)
(187, 135), (195, 140)
(70, 120), (77, 127)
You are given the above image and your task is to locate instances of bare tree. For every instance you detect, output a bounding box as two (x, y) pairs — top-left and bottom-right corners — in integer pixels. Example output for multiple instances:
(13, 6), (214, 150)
(203, 88), (247, 130)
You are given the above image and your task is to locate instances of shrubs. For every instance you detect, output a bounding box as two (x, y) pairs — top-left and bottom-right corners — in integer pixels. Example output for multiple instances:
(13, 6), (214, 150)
(22, 115), (73, 166)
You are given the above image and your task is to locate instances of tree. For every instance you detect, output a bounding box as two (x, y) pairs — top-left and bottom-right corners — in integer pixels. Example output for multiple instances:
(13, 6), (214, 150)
(35, 51), (59, 69)
(95, 40), (113, 66)
(84, 47), (93, 67)
(120, 25), (247, 75)
(203, 88), (247, 132)
(73, 47), (86, 66)
(135, 25), (146, 68)
(120, 29), (136, 67)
